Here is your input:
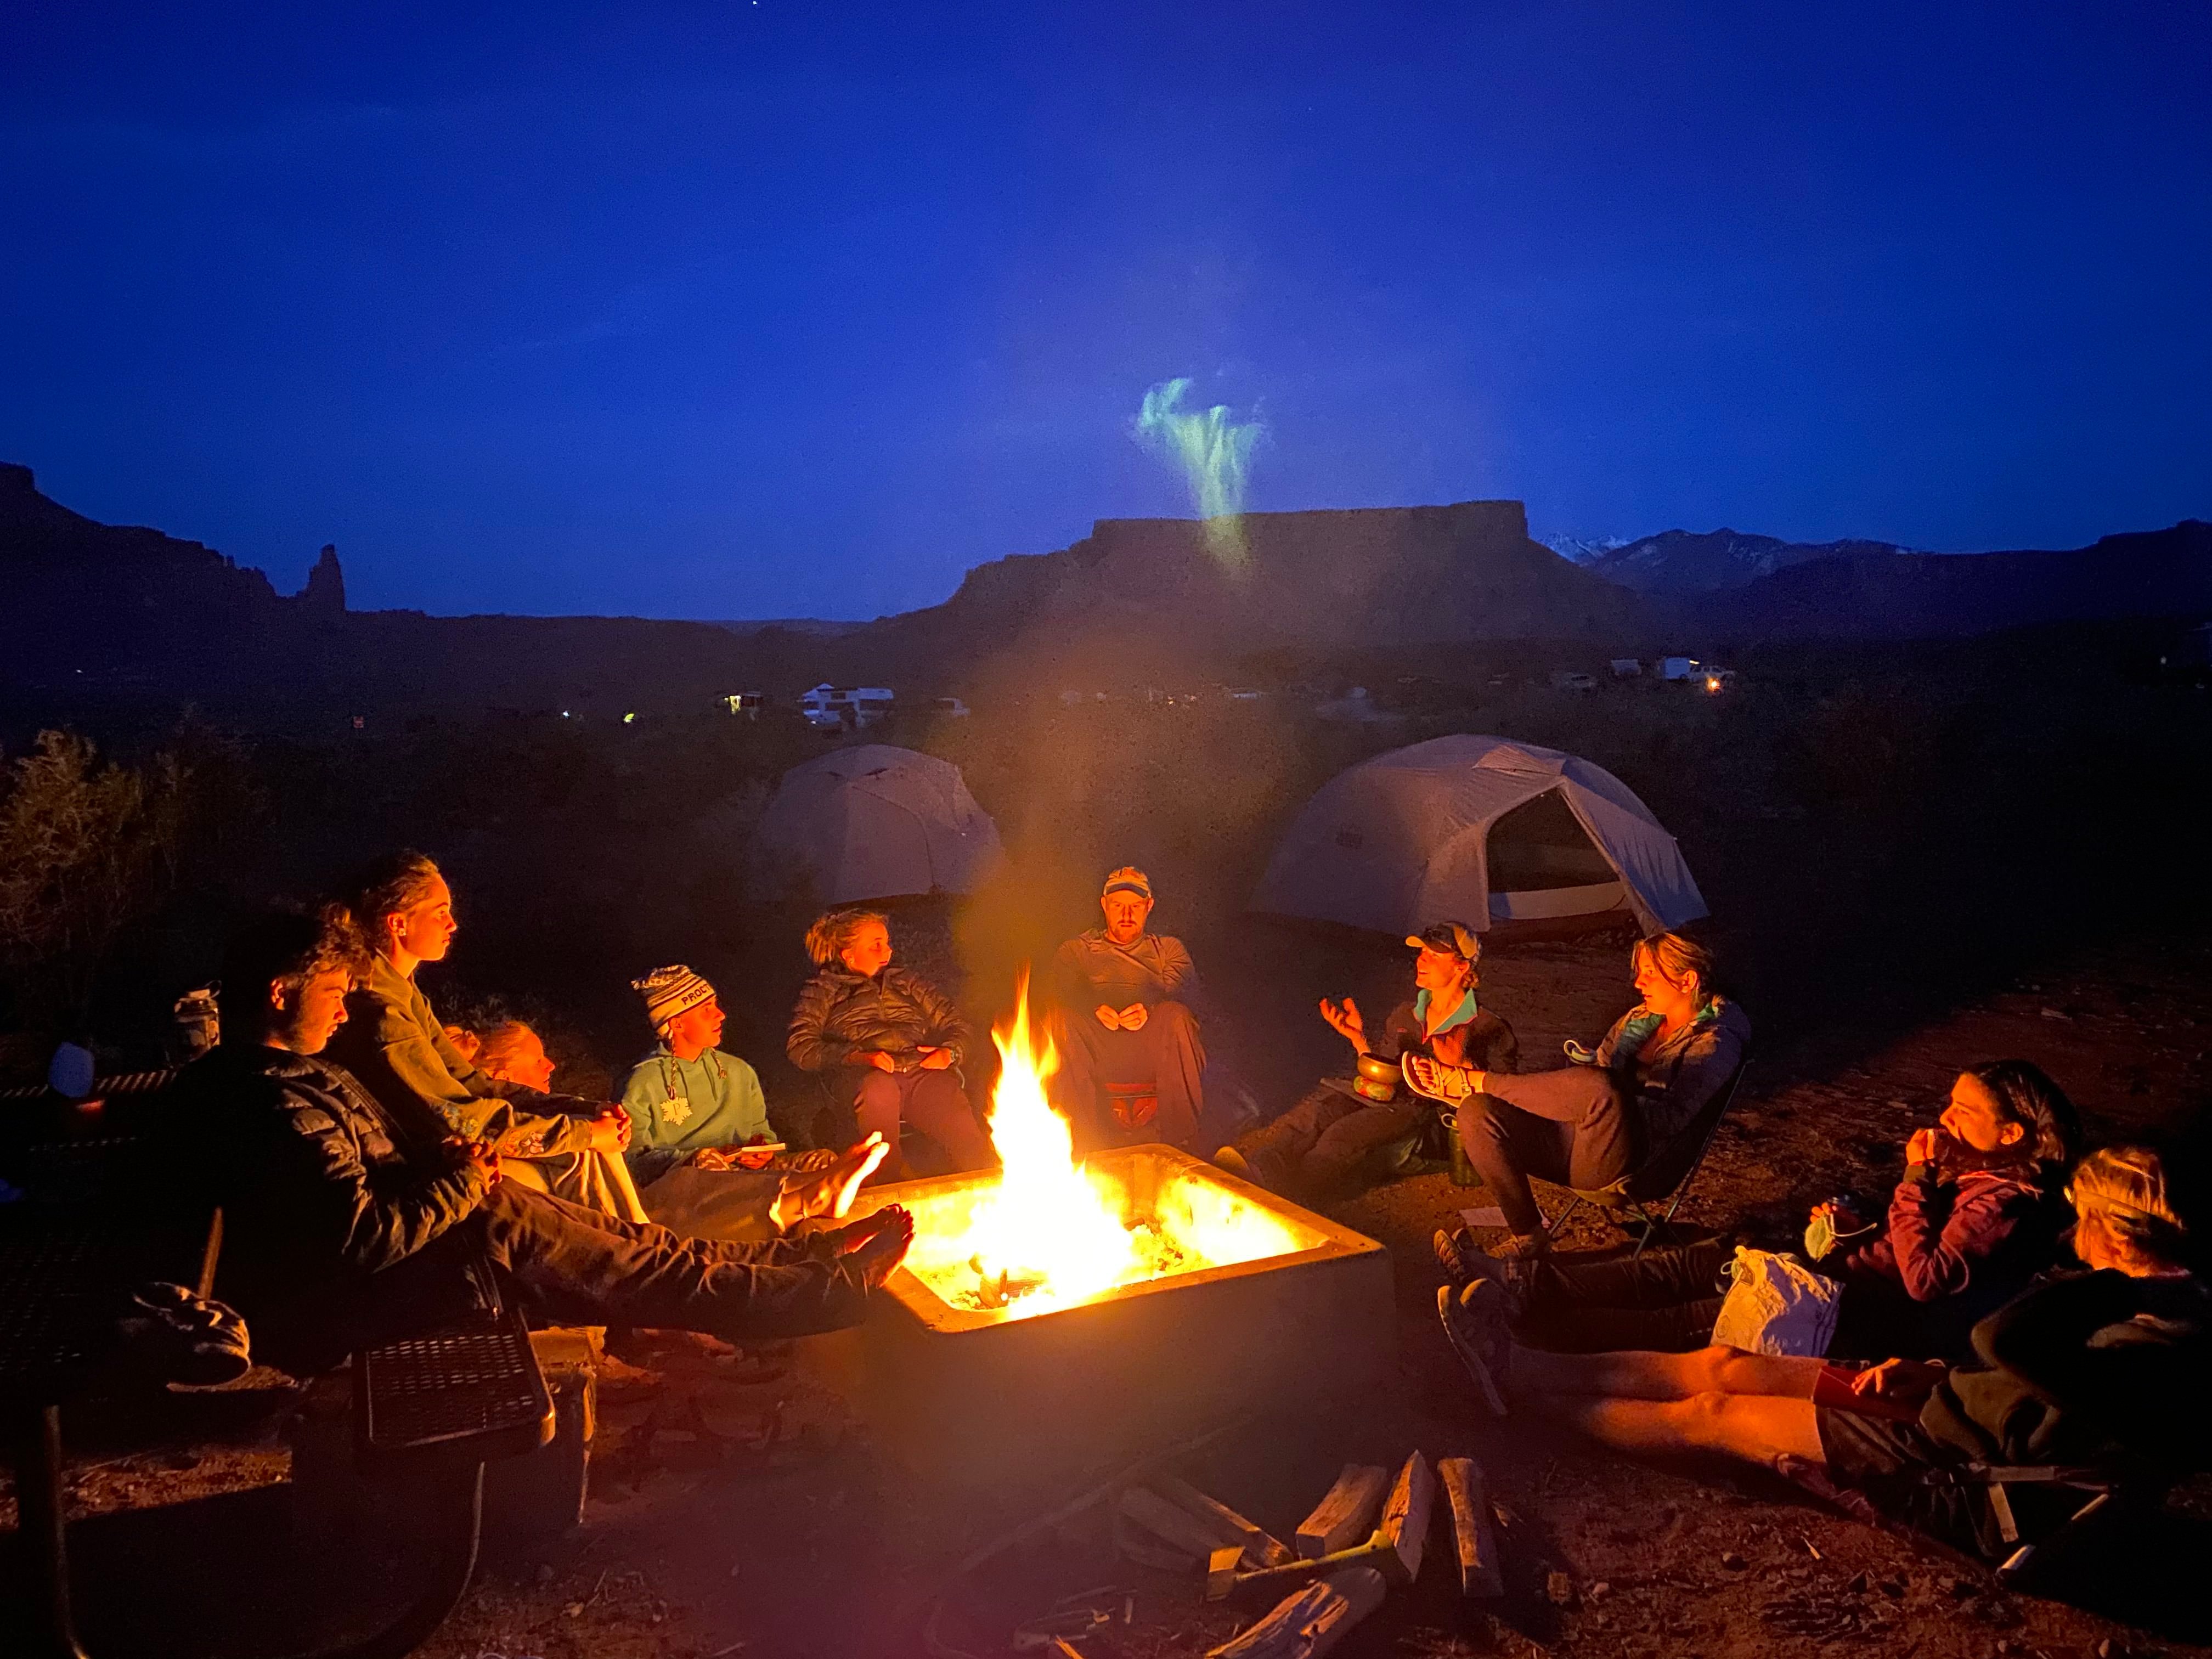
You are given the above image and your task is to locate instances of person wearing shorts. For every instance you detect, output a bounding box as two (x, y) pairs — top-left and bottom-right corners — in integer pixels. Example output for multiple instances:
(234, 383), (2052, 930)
(1437, 1146), (2209, 1560)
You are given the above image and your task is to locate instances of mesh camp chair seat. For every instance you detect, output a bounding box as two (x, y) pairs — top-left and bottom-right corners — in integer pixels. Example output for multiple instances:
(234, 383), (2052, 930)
(1544, 1060), (1749, 1257)
(1, 1114), (552, 1659)
(358, 1297), (555, 1466)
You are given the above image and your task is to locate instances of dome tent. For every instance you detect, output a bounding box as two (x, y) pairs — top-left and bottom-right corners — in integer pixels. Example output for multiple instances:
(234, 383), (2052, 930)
(1251, 735), (1705, 938)
(748, 744), (1005, 904)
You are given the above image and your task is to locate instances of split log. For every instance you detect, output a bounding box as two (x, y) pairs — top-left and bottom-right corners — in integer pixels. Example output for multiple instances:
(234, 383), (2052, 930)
(1374, 1452), (1435, 1583)
(1214, 1452), (1435, 1600)
(1206, 1545), (1247, 1598)
(1114, 1510), (1201, 1572)
(1436, 1457), (1504, 1598)
(1155, 1474), (1295, 1567)
(1294, 1464), (1389, 1559)
(1120, 1486), (1235, 1561)
(1206, 1566), (1387, 1659)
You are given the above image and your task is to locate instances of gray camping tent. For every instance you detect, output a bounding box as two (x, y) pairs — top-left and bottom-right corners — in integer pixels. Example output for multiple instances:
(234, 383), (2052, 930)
(748, 744), (1006, 904)
(1251, 735), (1706, 936)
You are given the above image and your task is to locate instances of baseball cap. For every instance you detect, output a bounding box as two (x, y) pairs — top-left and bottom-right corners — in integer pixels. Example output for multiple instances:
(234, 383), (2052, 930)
(1102, 866), (1153, 900)
(1406, 921), (1481, 961)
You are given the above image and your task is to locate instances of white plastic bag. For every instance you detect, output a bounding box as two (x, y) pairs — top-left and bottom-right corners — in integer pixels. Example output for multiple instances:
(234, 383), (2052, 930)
(1709, 1245), (1843, 1357)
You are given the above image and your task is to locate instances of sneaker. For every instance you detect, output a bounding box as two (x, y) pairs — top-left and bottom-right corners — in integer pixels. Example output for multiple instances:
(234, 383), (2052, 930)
(1432, 1226), (1477, 1285)
(1430, 1230), (1537, 1321)
(1489, 1230), (1550, 1262)
(1436, 1280), (1511, 1417)
(117, 1282), (252, 1387)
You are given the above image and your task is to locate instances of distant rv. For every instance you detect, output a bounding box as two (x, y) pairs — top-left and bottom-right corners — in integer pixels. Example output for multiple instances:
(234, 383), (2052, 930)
(799, 683), (894, 731)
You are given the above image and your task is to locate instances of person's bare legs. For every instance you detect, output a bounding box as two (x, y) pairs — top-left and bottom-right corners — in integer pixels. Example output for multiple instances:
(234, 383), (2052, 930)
(1509, 1341), (1826, 1402)
(1540, 1391), (1826, 1468)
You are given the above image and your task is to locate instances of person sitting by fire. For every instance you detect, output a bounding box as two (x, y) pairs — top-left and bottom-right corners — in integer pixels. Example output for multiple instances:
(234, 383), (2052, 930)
(615, 964), (850, 1239)
(328, 850), (640, 1219)
(1410, 930), (1750, 1261)
(1048, 867), (1212, 1153)
(180, 907), (913, 1378)
(1217, 922), (1518, 1203)
(1436, 1144), (2210, 1567)
(1437, 1059), (2081, 1363)
(787, 910), (995, 1183)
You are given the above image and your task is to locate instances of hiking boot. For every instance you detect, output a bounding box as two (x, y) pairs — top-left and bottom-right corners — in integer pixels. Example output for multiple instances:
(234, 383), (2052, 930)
(1489, 1230), (1550, 1262)
(1430, 1229), (1536, 1322)
(1436, 1279), (1511, 1417)
(117, 1282), (252, 1387)
(1212, 1146), (1254, 1179)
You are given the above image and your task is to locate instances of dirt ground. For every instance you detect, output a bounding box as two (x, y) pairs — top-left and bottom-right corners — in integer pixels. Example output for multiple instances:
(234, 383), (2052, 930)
(8, 928), (2210, 1659)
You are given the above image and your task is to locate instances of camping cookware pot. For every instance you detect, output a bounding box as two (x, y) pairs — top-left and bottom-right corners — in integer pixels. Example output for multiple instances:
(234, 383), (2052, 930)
(1353, 1052), (1400, 1103)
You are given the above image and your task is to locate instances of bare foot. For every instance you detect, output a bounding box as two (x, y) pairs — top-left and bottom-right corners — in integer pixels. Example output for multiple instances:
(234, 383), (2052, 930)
(840, 1206), (916, 1286)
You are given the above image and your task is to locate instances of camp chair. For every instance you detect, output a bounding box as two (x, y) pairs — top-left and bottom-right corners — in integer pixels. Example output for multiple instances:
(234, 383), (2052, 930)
(2, 1092), (555, 1659)
(1932, 1457), (2175, 1589)
(1542, 1059), (1749, 1257)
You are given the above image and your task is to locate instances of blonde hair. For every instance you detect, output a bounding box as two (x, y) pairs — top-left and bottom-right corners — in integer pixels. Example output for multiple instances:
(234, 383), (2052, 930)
(473, 1020), (542, 1080)
(343, 849), (444, 952)
(1633, 930), (1713, 998)
(805, 907), (889, 968)
(2068, 1145), (2188, 1271)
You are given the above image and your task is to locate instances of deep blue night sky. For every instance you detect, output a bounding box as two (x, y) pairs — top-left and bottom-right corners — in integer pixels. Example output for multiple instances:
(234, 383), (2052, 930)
(4, 3), (2207, 618)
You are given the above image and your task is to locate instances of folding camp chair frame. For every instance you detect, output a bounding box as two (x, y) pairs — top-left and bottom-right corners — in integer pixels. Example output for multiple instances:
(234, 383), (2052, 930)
(1543, 1060), (1750, 1257)
(1951, 1460), (2167, 1589)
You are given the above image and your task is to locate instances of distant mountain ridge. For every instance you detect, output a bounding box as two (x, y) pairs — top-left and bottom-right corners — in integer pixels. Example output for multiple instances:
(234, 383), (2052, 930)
(1538, 533), (1629, 565)
(1708, 521), (2212, 639)
(1572, 527), (1924, 594)
(3, 460), (2208, 720)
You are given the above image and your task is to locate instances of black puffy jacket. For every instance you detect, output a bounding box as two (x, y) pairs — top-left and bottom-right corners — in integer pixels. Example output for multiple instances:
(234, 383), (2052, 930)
(787, 964), (970, 1074)
(179, 1043), (489, 1356)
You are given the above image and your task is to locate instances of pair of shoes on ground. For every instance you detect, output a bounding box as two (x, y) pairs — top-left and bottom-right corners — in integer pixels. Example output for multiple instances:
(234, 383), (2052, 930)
(1430, 1226), (1544, 1318)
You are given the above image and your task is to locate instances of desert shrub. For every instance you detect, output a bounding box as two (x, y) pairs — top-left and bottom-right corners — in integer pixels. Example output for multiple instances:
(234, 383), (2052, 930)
(0, 729), (215, 1030)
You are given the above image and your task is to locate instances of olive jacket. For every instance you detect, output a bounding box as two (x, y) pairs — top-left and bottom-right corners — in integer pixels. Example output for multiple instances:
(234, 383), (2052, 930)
(328, 953), (600, 1158)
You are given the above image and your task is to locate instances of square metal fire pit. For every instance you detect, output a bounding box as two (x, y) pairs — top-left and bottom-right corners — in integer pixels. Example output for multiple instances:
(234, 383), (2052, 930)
(809, 1145), (1393, 1488)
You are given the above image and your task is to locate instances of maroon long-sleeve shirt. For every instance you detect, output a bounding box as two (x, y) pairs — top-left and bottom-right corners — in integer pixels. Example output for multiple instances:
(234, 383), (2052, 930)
(1844, 1160), (2043, 1302)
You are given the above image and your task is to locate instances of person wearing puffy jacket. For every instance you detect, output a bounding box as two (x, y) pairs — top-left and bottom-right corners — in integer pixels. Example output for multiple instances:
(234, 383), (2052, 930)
(184, 909), (911, 1376)
(1438, 1060), (2081, 1364)
(787, 909), (995, 1181)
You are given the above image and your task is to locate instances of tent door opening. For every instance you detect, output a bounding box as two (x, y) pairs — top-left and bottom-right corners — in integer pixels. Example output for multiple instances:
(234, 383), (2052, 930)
(1483, 789), (1626, 921)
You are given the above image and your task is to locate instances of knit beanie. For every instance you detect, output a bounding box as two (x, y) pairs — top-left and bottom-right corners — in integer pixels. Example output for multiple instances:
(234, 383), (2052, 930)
(632, 964), (717, 1032)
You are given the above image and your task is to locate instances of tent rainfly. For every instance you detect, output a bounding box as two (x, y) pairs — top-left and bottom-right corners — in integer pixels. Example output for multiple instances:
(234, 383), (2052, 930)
(1251, 735), (1706, 937)
(748, 744), (1005, 905)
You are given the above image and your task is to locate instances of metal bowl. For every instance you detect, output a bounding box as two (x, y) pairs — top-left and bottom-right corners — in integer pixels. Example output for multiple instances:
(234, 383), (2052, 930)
(1353, 1052), (1400, 1102)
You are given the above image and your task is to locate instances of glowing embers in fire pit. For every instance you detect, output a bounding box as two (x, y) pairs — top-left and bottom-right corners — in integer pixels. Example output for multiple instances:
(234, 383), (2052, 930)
(898, 978), (1305, 1320)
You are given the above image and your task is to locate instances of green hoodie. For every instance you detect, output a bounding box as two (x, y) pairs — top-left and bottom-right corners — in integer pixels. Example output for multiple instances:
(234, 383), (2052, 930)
(619, 1046), (773, 1184)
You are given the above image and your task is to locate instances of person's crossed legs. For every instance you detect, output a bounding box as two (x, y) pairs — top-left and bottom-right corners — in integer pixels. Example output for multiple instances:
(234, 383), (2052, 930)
(1456, 1070), (1638, 1238)
(1509, 1339), (1826, 1465)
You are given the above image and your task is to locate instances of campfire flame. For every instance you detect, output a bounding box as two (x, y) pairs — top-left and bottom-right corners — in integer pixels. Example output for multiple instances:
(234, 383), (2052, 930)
(957, 975), (1136, 1311)
(890, 971), (1309, 1320)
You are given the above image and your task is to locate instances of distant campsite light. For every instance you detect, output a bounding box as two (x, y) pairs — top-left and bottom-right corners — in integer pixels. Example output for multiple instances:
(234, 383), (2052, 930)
(623, 712), (637, 724)
(1705, 675), (1722, 693)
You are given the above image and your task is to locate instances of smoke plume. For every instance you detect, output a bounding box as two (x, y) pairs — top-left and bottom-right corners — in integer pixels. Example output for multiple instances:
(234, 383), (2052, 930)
(1132, 379), (1264, 570)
